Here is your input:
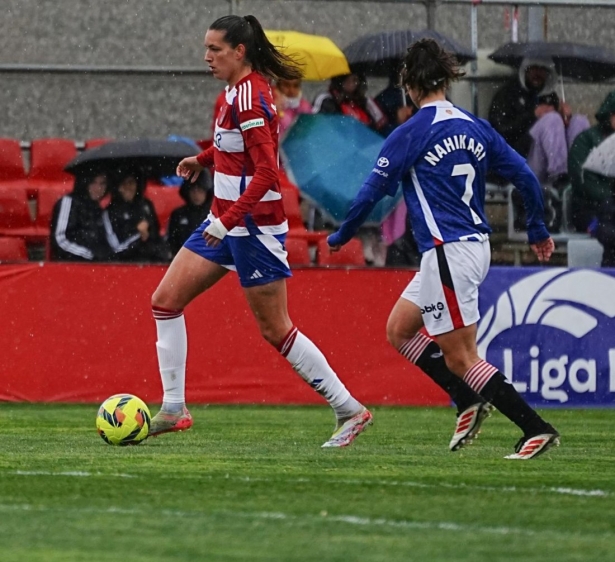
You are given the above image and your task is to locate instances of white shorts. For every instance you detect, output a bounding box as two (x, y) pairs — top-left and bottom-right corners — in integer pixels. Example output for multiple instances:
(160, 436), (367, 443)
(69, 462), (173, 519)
(401, 240), (490, 336)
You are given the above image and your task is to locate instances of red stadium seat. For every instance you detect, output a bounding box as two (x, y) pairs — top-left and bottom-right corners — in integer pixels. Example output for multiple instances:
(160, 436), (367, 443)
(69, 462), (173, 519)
(280, 183), (305, 230)
(34, 188), (65, 238)
(147, 186), (184, 235)
(285, 236), (311, 266)
(0, 236), (28, 262)
(279, 171), (329, 246)
(29, 138), (76, 196)
(0, 185), (39, 239)
(0, 138), (27, 183)
(317, 237), (365, 266)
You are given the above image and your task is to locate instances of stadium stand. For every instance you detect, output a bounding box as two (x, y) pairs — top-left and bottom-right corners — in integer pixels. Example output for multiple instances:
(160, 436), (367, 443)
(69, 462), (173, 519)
(28, 138), (76, 197)
(0, 138), (29, 187)
(146, 184), (184, 236)
(0, 184), (39, 240)
(285, 236), (311, 265)
(317, 236), (365, 266)
(0, 236), (28, 262)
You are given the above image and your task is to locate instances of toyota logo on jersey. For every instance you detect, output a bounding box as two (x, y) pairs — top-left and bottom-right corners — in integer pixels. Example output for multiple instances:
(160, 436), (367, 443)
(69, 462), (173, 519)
(377, 157), (390, 167)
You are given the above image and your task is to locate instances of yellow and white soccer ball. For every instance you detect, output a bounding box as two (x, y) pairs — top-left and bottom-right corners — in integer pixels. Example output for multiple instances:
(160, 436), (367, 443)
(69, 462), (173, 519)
(96, 394), (151, 446)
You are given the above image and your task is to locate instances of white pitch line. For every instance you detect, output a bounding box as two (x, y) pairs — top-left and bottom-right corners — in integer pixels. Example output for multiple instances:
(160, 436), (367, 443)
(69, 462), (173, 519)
(0, 504), (603, 538)
(5, 470), (609, 497)
(9, 470), (137, 478)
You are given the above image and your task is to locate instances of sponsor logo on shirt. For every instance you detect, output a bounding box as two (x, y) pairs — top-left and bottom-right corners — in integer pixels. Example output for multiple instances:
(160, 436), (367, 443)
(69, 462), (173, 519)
(420, 302), (445, 320)
(372, 168), (389, 178)
(240, 118), (265, 131)
(377, 157), (390, 167)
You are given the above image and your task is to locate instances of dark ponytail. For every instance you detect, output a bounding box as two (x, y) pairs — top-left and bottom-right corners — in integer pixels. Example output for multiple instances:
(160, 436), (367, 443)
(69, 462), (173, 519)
(209, 15), (303, 81)
(400, 38), (465, 103)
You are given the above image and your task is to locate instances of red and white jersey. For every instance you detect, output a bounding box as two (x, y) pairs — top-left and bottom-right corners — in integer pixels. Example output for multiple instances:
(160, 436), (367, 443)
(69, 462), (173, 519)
(211, 71), (287, 236)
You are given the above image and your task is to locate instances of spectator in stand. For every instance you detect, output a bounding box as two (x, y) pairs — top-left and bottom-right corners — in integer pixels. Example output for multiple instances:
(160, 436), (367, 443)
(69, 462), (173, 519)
(50, 172), (114, 262)
(568, 90), (615, 234)
(167, 170), (214, 256)
(375, 67), (416, 137)
(274, 77), (312, 137)
(489, 57), (559, 157)
(313, 72), (387, 134)
(490, 56), (589, 232)
(525, 91), (589, 232)
(104, 169), (169, 263)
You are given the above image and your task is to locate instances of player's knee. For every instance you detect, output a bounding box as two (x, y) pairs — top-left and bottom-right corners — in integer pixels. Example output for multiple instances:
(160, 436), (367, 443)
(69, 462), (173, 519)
(151, 285), (179, 310)
(386, 317), (417, 350)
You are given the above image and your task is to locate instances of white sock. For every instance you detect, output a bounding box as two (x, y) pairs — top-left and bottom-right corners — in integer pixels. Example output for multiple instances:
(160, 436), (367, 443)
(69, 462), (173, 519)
(279, 327), (362, 419)
(153, 307), (187, 409)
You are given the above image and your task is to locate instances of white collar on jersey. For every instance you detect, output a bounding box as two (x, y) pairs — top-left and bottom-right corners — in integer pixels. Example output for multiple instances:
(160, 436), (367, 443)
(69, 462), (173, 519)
(225, 85), (237, 105)
(420, 100), (453, 109)
(420, 99), (474, 124)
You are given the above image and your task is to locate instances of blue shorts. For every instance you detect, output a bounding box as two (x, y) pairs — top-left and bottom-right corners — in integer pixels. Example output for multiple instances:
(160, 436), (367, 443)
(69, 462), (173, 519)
(183, 220), (292, 288)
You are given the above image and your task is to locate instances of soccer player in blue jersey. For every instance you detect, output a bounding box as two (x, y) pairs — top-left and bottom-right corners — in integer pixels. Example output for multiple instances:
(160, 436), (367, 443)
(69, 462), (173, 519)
(328, 39), (559, 460)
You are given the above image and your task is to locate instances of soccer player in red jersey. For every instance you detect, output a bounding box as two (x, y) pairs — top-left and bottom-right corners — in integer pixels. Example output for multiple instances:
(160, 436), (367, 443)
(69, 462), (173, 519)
(147, 15), (372, 447)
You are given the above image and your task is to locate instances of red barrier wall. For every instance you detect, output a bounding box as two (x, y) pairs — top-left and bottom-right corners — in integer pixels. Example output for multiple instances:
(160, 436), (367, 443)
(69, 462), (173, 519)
(0, 263), (449, 406)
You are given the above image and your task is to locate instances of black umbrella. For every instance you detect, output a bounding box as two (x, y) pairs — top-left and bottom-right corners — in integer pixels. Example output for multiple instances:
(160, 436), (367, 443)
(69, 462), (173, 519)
(64, 138), (198, 178)
(489, 41), (615, 83)
(343, 29), (475, 77)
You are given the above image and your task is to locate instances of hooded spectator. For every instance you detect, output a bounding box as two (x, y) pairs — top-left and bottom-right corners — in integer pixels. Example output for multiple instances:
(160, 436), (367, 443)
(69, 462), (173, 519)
(167, 170), (214, 256)
(50, 172), (114, 262)
(489, 56), (558, 157)
(568, 90), (615, 235)
(313, 73), (387, 134)
(104, 169), (169, 262)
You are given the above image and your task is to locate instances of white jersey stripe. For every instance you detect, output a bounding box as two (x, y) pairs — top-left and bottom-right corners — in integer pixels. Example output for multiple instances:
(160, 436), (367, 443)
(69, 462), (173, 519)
(102, 212), (140, 252)
(410, 167), (443, 242)
(54, 196), (94, 260)
(214, 172), (281, 202)
(256, 233), (289, 267)
(213, 125), (244, 153)
(247, 80), (252, 110)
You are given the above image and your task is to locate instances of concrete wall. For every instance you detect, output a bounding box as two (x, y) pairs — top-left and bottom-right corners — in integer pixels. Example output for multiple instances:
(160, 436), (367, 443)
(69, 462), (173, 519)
(1, 0), (614, 142)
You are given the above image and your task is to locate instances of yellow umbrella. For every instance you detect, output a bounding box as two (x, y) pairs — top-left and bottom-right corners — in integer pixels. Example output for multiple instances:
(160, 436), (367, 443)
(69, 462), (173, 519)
(264, 30), (351, 81)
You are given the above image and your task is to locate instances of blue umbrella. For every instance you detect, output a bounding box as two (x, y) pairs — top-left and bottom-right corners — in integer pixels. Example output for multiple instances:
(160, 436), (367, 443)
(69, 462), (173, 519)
(281, 114), (402, 225)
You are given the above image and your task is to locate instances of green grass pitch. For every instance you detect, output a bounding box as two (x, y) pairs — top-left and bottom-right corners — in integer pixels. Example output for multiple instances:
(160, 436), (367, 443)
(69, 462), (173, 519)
(0, 404), (614, 561)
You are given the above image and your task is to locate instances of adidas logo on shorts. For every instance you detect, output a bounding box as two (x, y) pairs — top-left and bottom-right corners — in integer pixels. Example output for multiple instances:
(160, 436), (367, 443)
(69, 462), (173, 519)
(249, 270), (264, 280)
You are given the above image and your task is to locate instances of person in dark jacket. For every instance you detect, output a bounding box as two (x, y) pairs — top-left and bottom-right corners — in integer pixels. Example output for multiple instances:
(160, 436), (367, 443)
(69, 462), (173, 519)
(375, 67), (416, 138)
(568, 90), (615, 234)
(104, 169), (170, 262)
(50, 172), (114, 261)
(166, 170), (213, 257)
(313, 73), (387, 134)
(488, 56), (558, 157)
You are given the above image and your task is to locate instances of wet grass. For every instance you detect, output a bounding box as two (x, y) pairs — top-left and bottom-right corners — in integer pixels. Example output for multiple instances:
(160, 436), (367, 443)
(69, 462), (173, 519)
(0, 404), (613, 561)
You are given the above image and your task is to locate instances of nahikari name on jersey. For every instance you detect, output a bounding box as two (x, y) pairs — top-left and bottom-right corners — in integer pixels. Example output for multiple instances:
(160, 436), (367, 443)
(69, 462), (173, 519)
(424, 135), (486, 166)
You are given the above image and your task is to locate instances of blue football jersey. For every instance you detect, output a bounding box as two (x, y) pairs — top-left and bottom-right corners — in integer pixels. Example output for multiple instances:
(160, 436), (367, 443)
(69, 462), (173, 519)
(363, 100), (534, 253)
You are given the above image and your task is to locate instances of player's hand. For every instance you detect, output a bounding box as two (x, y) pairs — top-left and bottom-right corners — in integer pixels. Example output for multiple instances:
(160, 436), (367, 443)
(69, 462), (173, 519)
(530, 237), (555, 262)
(176, 156), (204, 183)
(203, 218), (228, 247)
(327, 232), (342, 252)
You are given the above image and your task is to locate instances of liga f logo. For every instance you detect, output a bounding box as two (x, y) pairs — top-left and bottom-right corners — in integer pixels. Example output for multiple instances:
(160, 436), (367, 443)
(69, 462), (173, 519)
(477, 269), (615, 357)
